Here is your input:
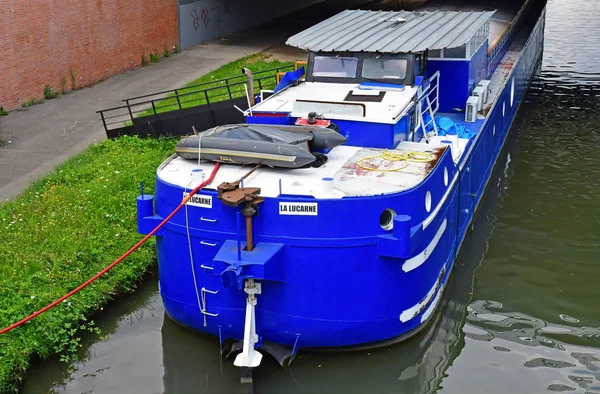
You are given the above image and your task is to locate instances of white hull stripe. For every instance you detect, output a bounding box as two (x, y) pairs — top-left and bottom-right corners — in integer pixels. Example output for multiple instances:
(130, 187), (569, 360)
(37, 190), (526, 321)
(400, 266), (445, 323)
(402, 218), (447, 273)
(421, 280), (445, 323)
(423, 173), (458, 229)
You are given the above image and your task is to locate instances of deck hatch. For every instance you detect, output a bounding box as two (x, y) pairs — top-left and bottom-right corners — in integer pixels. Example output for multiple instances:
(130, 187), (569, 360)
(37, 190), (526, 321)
(343, 90), (386, 102)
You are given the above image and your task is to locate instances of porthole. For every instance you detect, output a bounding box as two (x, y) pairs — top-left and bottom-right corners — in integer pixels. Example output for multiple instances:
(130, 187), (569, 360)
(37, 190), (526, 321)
(493, 125), (496, 136)
(444, 167), (449, 186)
(380, 208), (396, 230)
(503, 102), (506, 117)
(425, 191), (432, 212)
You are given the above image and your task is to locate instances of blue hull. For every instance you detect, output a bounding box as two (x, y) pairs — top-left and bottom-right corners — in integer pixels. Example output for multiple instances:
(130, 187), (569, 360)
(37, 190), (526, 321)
(138, 6), (546, 351)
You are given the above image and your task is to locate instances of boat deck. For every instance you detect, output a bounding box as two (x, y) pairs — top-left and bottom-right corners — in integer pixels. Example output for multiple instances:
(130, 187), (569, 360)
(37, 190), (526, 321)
(158, 133), (470, 199)
(252, 82), (418, 124)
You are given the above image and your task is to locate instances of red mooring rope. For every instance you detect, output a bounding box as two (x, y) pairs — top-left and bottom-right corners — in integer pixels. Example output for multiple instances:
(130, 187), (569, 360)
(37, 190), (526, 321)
(0, 163), (221, 335)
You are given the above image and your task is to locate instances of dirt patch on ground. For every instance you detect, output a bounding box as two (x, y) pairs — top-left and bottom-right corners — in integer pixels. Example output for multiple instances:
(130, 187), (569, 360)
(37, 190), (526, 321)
(263, 43), (308, 63)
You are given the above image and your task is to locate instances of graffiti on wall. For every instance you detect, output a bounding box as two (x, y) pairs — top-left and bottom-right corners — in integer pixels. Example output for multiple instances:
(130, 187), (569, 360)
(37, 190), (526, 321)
(190, 9), (200, 30)
(179, 0), (327, 50)
(190, 6), (210, 30)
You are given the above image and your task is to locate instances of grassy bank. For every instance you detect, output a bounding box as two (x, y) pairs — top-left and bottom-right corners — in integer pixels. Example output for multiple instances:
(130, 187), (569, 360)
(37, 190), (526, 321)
(132, 52), (294, 119)
(0, 136), (176, 392)
(0, 52), (288, 393)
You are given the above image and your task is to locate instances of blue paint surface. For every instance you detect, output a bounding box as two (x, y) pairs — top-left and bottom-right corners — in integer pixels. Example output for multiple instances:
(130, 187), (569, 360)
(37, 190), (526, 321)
(426, 59), (469, 112)
(358, 81), (406, 90)
(245, 114), (293, 125)
(427, 42), (489, 113)
(138, 6), (547, 350)
(469, 42), (490, 93)
(246, 115), (410, 149)
(142, 148), (458, 347)
(273, 67), (305, 94)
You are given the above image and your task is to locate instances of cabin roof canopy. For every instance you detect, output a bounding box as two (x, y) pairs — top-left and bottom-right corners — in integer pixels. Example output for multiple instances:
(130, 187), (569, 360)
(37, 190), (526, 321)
(285, 9), (496, 54)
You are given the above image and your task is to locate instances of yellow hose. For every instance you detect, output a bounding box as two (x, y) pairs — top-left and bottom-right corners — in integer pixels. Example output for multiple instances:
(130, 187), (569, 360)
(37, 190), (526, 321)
(356, 149), (435, 172)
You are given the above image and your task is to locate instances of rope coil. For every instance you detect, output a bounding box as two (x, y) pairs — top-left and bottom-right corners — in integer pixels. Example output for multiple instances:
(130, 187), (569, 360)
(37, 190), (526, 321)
(356, 149), (435, 172)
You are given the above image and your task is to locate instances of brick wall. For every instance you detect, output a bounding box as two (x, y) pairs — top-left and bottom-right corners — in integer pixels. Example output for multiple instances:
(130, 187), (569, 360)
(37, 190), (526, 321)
(0, 0), (178, 111)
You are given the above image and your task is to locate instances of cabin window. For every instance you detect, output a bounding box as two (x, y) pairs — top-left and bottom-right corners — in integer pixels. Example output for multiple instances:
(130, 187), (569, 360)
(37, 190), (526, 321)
(361, 59), (408, 80)
(313, 56), (358, 78)
(428, 49), (442, 59)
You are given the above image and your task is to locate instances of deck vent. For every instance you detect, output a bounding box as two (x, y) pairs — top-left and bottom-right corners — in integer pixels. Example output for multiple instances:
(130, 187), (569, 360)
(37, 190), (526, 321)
(465, 96), (478, 122)
(472, 86), (485, 111)
(478, 80), (491, 103)
(387, 17), (406, 23)
(382, 16), (407, 28)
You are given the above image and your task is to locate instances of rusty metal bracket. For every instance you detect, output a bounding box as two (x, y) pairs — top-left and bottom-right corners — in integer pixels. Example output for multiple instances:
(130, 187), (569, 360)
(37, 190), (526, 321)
(217, 180), (240, 201)
(217, 181), (264, 252)
(218, 186), (263, 208)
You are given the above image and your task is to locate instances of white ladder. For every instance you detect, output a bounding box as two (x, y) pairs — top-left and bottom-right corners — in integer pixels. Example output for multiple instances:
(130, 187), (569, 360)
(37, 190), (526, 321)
(412, 71), (440, 143)
(419, 95), (439, 143)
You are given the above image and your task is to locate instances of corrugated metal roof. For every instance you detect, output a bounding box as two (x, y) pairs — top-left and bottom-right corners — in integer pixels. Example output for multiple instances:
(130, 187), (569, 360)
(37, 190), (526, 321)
(285, 9), (496, 53)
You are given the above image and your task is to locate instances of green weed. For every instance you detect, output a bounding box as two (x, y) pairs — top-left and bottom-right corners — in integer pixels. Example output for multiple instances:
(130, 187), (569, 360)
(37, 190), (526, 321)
(163, 46), (170, 58)
(69, 68), (76, 90)
(0, 136), (177, 392)
(43, 85), (58, 100)
(0, 107), (7, 116)
(150, 52), (160, 63)
(21, 98), (42, 108)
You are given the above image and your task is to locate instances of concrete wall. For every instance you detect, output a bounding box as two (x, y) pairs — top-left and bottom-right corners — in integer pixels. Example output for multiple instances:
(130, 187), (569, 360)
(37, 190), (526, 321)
(0, 0), (178, 111)
(179, 0), (326, 50)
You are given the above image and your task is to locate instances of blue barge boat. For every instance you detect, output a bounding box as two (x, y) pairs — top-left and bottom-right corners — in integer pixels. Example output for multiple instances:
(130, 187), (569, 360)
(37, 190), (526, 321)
(137, 0), (547, 377)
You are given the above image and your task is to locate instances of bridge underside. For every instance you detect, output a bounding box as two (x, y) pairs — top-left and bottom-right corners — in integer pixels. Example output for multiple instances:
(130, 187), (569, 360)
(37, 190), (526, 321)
(177, 0), (432, 50)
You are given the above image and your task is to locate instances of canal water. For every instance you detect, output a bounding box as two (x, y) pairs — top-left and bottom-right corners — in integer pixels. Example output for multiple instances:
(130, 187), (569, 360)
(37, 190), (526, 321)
(21, 0), (600, 392)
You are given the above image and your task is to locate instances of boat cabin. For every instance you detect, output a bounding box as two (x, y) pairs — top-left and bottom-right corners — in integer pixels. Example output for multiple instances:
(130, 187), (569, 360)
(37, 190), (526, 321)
(304, 51), (424, 86)
(247, 9), (496, 149)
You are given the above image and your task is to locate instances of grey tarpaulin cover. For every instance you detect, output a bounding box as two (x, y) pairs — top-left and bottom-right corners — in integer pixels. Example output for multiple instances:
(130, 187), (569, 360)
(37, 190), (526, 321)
(175, 123), (347, 168)
(211, 124), (313, 145)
